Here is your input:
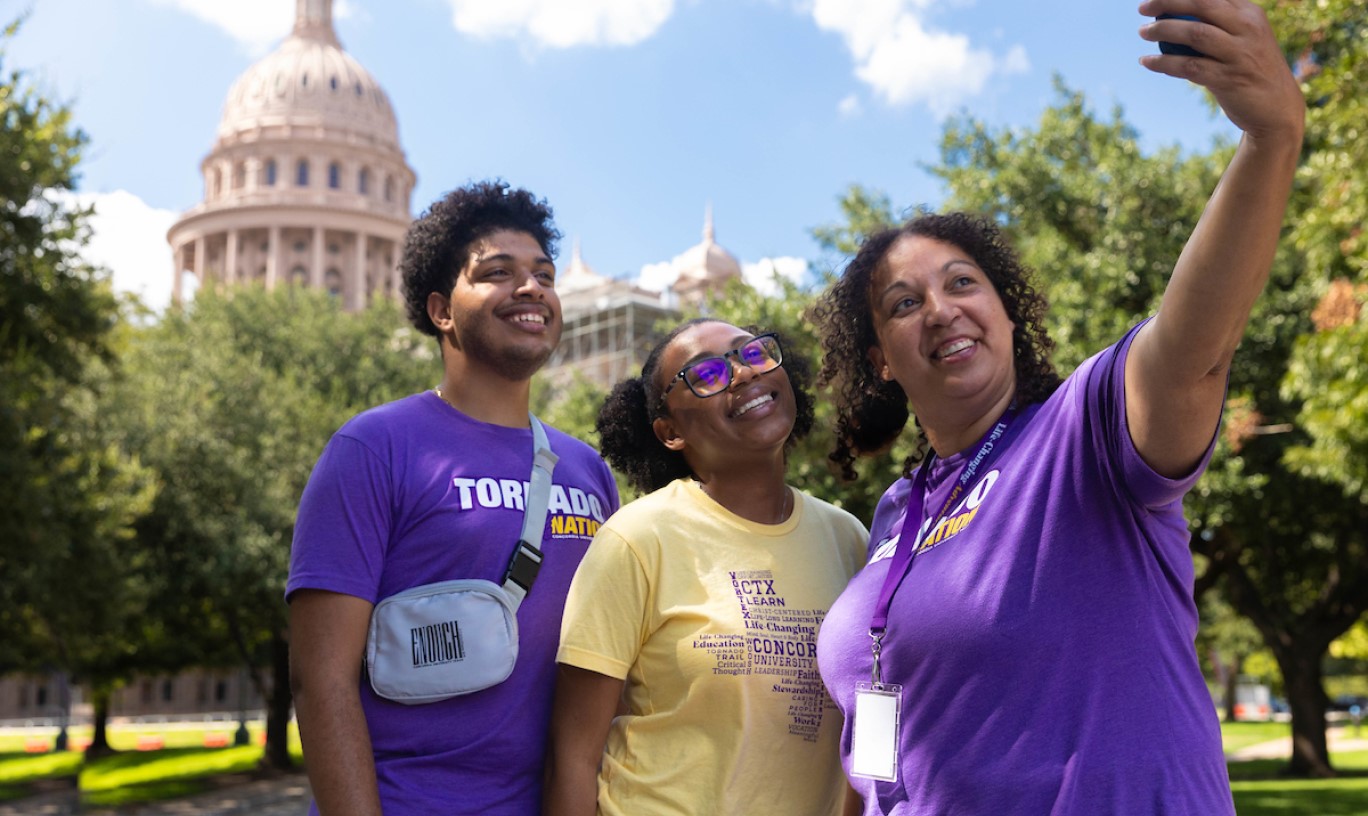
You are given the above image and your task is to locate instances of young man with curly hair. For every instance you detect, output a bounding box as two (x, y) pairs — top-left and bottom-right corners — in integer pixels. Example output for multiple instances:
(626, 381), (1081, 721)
(288, 180), (619, 815)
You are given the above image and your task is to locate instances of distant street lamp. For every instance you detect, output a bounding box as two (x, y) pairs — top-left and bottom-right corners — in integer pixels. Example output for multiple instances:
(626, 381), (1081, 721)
(234, 666), (250, 746)
(54, 671), (70, 752)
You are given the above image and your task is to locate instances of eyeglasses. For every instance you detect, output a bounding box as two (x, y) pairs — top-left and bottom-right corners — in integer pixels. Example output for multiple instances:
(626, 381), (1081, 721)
(660, 333), (784, 403)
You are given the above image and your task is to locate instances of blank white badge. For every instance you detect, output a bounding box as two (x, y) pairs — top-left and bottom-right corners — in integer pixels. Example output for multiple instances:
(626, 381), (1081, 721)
(851, 682), (901, 782)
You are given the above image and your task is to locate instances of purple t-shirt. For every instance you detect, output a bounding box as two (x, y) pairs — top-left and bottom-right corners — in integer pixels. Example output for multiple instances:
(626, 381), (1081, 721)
(287, 391), (619, 815)
(817, 324), (1234, 815)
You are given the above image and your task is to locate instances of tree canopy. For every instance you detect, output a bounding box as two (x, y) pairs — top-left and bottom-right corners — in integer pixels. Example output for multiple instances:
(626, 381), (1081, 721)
(0, 18), (155, 706)
(110, 286), (437, 766)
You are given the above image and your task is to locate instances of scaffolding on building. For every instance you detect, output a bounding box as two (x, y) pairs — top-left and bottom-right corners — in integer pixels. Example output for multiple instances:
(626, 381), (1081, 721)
(545, 280), (681, 391)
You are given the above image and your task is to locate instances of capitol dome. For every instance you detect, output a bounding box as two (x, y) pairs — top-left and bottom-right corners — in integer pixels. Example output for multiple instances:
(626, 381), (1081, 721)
(168, 0), (416, 311)
(217, 15), (399, 151)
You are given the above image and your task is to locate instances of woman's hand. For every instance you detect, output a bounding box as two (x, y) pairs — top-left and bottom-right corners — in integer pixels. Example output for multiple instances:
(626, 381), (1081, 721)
(1138, 0), (1305, 143)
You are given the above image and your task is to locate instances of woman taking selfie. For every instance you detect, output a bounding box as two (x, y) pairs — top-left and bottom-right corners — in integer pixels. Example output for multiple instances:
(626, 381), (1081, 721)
(810, 3), (1304, 813)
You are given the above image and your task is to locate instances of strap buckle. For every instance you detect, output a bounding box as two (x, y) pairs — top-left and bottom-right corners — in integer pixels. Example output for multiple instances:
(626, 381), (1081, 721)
(504, 540), (544, 593)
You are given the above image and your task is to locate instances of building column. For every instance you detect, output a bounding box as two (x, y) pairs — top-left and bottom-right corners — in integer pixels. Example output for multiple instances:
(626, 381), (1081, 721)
(266, 225), (280, 289)
(310, 226), (325, 289)
(193, 236), (206, 289)
(172, 243), (184, 305)
(347, 232), (367, 311)
(389, 239), (401, 298)
(225, 229), (239, 286)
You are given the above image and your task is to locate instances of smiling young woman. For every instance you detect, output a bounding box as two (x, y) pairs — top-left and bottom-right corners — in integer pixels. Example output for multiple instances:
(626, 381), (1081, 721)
(543, 319), (869, 816)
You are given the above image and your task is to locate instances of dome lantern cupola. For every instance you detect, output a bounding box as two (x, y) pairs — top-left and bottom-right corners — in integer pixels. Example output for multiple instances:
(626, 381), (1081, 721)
(292, 0), (339, 45)
(670, 204), (742, 306)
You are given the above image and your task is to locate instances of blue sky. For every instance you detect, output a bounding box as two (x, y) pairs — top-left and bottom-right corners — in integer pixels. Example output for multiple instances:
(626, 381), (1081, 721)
(8, 0), (1240, 311)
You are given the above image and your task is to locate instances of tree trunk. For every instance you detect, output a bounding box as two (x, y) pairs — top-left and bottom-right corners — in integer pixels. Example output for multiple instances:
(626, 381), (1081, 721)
(1200, 527), (1360, 778)
(1280, 646), (1334, 777)
(262, 629), (294, 770)
(85, 684), (114, 758)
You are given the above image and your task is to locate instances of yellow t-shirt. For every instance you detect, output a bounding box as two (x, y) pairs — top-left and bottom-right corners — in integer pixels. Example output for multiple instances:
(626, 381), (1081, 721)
(558, 478), (868, 816)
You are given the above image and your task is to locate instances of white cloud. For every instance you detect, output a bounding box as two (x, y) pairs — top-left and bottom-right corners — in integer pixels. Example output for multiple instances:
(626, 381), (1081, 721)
(444, 0), (676, 48)
(837, 94), (862, 117)
(66, 190), (180, 313)
(636, 255), (809, 298)
(809, 0), (1029, 114)
(147, 0), (356, 53)
(1001, 44), (1030, 75)
(742, 257), (809, 297)
(635, 260), (677, 293)
(336, 1), (363, 24)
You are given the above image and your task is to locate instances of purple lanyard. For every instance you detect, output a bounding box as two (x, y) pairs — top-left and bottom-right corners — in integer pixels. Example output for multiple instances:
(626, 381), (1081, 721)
(864, 411), (1019, 687)
(870, 411), (1019, 637)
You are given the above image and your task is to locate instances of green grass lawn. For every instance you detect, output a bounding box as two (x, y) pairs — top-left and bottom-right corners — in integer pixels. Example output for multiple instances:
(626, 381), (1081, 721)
(79, 746), (265, 807)
(0, 751), (83, 785)
(1224, 726), (1368, 816)
(0, 749), (83, 804)
(2, 720), (1367, 811)
(1231, 751), (1368, 816)
(0, 723), (302, 806)
(1221, 720), (1293, 752)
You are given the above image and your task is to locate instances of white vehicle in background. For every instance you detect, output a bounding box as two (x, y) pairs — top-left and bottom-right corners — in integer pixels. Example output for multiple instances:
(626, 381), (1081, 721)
(1233, 680), (1273, 722)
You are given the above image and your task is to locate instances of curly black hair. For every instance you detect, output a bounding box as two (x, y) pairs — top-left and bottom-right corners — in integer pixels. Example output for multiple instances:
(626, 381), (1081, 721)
(810, 211), (1062, 480)
(596, 318), (817, 495)
(399, 180), (561, 337)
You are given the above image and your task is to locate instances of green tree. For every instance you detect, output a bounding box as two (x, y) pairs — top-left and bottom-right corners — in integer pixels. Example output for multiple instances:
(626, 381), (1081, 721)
(0, 17), (156, 751)
(1282, 283), (1368, 502)
(1196, 581), (1275, 722)
(534, 373), (606, 452)
(1329, 619), (1368, 663)
(1273, 0), (1368, 499)
(112, 287), (436, 768)
(1202, 0), (1368, 775)
(810, 186), (898, 259)
(533, 373), (640, 501)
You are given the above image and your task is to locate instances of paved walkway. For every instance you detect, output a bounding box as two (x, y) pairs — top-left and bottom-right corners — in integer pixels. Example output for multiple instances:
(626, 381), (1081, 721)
(1226, 728), (1368, 761)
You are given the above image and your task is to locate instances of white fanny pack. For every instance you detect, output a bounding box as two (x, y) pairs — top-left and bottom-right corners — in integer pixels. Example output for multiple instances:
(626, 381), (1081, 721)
(365, 414), (558, 704)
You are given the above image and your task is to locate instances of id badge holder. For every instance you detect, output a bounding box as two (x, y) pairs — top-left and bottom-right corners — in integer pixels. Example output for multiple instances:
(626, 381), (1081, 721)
(851, 681), (901, 782)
